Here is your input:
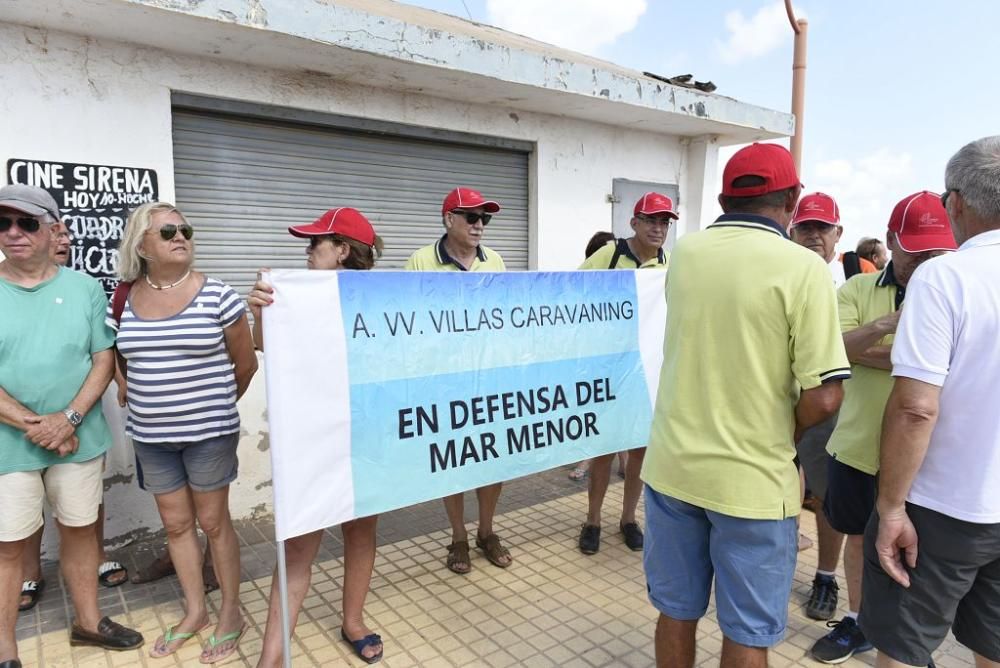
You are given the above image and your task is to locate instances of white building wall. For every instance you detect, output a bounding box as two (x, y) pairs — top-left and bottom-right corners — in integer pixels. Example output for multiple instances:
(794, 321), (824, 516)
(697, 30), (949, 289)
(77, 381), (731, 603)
(1, 22), (703, 548)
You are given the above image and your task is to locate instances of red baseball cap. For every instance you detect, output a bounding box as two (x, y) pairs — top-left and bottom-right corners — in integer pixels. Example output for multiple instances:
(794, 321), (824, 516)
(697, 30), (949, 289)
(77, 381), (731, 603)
(633, 192), (678, 219)
(790, 192), (840, 228)
(722, 143), (801, 196)
(288, 208), (376, 247)
(441, 187), (501, 215)
(888, 191), (958, 253)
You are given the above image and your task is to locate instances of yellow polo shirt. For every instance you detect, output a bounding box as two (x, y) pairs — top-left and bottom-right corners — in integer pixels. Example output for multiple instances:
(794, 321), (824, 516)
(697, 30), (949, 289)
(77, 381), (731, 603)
(826, 266), (900, 475)
(404, 235), (506, 272)
(641, 214), (850, 520)
(579, 239), (669, 270)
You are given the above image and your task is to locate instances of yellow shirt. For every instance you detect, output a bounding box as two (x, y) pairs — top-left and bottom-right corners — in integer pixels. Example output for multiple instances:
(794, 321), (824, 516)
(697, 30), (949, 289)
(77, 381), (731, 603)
(826, 266), (900, 474)
(579, 239), (669, 270)
(641, 214), (850, 520)
(404, 235), (506, 272)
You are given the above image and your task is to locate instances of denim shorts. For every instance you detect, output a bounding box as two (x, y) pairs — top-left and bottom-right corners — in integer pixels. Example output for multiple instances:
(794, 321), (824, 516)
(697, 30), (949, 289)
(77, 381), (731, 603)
(133, 432), (239, 495)
(643, 486), (798, 647)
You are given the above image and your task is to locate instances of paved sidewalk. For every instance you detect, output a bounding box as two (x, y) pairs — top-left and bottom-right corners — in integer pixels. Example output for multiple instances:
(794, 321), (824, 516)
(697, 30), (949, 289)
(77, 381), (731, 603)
(14, 468), (976, 667)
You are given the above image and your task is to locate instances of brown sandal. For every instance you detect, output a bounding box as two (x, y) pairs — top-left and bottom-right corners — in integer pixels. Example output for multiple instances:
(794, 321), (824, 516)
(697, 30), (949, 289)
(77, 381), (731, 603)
(130, 554), (175, 584)
(446, 540), (471, 575)
(475, 533), (512, 568)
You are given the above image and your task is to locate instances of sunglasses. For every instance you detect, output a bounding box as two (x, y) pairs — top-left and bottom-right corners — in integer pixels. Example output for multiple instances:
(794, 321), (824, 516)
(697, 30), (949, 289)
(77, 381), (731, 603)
(450, 210), (492, 226)
(0, 216), (42, 234)
(156, 224), (194, 241)
(308, 236), (336, 249)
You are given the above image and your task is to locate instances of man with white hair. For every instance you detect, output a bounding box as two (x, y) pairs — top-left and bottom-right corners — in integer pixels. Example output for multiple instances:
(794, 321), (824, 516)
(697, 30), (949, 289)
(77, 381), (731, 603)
(0, 184), (143, 667)
(861, 136), (1000, 668)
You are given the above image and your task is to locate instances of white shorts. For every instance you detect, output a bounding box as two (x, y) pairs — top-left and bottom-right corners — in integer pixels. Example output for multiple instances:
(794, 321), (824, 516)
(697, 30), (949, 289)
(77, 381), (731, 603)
(0, 456), (105, 542)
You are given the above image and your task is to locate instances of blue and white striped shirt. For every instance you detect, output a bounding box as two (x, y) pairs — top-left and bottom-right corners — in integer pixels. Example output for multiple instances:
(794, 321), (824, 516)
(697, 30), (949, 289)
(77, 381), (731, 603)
(108, 278), (246, 443)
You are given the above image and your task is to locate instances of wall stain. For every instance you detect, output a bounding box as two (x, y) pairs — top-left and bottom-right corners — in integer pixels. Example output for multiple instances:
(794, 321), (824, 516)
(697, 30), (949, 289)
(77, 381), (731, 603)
(249, 503), (272, 520)
(103, 472), (135, 492)
(255, 479), (273, 491)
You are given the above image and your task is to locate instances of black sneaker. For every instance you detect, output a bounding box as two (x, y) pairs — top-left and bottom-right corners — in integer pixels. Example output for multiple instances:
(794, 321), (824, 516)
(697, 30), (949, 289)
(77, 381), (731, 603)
(805, 574), (839, 620)
(810, 616), (873, 664)
(620, 522), (643, 551)
(578, 524), (601, 554)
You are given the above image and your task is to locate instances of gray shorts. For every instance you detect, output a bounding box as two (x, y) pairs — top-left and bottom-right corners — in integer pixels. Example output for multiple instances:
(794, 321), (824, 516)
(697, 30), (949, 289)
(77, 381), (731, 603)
(860, 504), (1000, 665)
(133, 432), (240, 495)
(795, 413), (837, 500)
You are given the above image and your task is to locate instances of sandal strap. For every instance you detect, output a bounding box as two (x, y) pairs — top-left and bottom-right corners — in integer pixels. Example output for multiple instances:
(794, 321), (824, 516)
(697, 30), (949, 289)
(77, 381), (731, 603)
(98, 561), (125, 576)
(207, 625), (246, 647)
(164, 625), (198, 642)
(21, 580), (41, 593)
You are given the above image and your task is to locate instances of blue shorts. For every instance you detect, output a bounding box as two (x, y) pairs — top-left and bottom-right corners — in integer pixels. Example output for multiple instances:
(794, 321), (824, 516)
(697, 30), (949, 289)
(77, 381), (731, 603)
(133, 432), (239, 495)
(643, 486), (798, 647)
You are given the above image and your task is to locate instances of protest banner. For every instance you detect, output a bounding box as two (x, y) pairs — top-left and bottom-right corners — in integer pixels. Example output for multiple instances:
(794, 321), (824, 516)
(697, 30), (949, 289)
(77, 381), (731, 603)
(262, 269), (666, 541)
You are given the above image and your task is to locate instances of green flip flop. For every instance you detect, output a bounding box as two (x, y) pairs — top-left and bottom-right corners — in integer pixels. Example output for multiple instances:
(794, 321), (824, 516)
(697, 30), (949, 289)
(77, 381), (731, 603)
(199, 623), (247, 665)
(149, 624), (206, 659)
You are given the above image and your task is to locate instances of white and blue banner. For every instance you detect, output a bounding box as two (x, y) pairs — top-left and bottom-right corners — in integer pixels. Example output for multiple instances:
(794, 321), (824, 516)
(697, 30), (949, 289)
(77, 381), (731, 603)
(263, 270), (667, 541)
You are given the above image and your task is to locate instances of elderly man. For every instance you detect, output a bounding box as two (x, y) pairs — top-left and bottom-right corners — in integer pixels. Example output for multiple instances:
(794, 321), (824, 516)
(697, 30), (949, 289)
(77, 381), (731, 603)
(17, 221), (131, 614)
(807, 191), (956, 664)
(0, 184), (143, 667)
(787, 192), (852, 620)
(404, 186), (511, 576)
(642, 144), (848, 668)
(577, 192), (674, 555)
(860, 137), (1000, 668)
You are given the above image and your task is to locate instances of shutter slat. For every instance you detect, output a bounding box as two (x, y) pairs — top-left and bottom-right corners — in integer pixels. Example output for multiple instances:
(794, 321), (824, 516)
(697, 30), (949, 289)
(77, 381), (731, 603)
(172, 110), (530, 297)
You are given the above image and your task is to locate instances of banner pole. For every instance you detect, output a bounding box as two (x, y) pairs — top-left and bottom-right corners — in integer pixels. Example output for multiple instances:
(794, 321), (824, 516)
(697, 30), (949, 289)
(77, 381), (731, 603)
(276, 539), (293, 668)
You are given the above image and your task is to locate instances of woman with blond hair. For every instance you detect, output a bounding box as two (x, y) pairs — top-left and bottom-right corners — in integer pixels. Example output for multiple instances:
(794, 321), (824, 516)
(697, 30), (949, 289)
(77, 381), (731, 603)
(110, 201), (257, 663)
(249, 207), (384, 666)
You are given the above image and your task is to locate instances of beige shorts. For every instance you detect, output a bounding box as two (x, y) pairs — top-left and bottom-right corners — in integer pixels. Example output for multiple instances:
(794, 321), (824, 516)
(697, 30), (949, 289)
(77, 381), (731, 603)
(0, 455), (105, 542)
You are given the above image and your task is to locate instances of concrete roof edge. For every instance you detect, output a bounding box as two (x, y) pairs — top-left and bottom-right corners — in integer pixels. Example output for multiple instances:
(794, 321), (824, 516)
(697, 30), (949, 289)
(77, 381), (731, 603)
(121, 0), (793, 139)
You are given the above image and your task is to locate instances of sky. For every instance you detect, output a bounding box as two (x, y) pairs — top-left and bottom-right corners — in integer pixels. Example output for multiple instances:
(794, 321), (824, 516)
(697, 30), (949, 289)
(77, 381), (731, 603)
(394, 0), (997, 249)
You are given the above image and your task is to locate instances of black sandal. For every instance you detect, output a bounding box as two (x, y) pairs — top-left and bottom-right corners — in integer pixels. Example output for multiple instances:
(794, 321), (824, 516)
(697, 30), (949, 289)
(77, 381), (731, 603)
(98, 561), (128, 588)
(18, 578), (45, 612)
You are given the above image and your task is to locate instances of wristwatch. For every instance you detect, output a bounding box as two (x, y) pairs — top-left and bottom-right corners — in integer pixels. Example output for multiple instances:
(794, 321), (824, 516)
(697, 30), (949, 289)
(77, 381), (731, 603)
(63, 408), (83, 427)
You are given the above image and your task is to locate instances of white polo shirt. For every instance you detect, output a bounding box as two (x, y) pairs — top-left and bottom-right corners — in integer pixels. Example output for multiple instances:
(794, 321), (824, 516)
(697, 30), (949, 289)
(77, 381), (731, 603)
(891, 228), (1000, 523)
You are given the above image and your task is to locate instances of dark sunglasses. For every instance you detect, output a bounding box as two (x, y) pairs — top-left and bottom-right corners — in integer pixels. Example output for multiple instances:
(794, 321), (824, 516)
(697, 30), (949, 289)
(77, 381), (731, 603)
(308, 236), (335, 249)
(451, 210), (492, 226)
(157, 224), (194, 241)
(0, 216), (42, 234)
(940, 188), (959, 208)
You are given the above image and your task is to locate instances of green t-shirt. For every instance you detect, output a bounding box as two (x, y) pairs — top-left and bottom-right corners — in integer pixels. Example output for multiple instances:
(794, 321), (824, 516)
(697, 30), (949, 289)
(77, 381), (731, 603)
(0, 267), (115, 473)
(826, 269), (899, 475)
(641, 215), (850, 520)
(578, 239), (669, 270)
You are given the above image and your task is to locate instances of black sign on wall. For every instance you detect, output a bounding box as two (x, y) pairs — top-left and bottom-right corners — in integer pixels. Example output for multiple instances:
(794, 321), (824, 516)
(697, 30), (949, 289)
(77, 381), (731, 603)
(6, 159), (159, 295)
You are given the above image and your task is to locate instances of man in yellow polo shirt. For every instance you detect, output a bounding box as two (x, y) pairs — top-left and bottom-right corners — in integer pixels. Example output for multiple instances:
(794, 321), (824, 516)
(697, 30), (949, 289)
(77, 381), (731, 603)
(577, 192), (674, 556)
(808, 191), (957, 664)
(404, 186), (508, 576)
(641, 143), (849, 668)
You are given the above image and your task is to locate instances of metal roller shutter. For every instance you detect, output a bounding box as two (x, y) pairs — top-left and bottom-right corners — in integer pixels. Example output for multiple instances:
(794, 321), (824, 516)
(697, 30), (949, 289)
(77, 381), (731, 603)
(171, 108), (530, 297)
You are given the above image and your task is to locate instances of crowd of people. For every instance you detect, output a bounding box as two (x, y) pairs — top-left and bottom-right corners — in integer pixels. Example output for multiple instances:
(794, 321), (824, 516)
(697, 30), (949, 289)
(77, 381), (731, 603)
(0, 135), (997, 668)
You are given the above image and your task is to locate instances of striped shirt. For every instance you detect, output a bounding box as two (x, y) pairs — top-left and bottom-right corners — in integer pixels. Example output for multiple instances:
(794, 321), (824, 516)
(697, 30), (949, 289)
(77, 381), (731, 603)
(107, 278), (245, 443)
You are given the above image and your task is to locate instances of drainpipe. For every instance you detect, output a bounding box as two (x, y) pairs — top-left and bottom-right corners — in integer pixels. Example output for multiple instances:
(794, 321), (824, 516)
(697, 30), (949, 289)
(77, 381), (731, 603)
(785, 0), (808, 174)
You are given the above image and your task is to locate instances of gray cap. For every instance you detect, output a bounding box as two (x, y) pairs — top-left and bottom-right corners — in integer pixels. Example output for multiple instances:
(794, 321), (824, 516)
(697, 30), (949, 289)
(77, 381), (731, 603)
(0, 184), (61, 220)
